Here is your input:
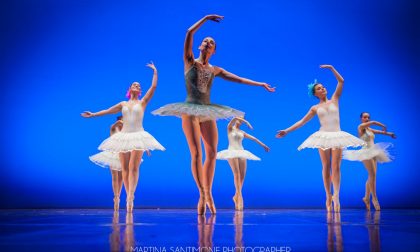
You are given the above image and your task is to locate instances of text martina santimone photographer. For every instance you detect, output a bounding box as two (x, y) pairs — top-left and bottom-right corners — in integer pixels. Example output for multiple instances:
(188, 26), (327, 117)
(131, 246), (292, 252)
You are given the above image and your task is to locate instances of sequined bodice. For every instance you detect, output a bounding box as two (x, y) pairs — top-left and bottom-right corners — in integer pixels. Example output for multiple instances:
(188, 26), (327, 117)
(317, 103), (341, 132)
(121, 103), (144, 132)
(361, 129), (375, 147)
(228, 128), (244, 150)
(185, 61), (215, 105)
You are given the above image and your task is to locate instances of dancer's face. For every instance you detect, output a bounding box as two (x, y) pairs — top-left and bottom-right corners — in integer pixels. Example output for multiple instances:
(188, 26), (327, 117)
(130, 82), (142, 96)
(313, 83), (327, 99)
(361, 113), (370, 123)
(199, 37), (216, 55)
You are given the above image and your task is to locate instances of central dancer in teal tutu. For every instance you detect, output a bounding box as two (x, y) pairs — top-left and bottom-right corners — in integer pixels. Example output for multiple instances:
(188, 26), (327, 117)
(153, 14), (275, 214)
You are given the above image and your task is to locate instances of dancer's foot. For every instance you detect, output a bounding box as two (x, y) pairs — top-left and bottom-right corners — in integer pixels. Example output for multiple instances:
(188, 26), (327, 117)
(362, 197), (371, 211)
(372, 197), (381, 211)
(326, 195), (333, 212)
(113, 197), (120, 212)
(232, 194), (238, 210)
(237, 195), (244, 211)
(332, 194), (340, 212)
(197, 196), (206, 215)
(204, 191), (216, 214)
(126, 196), (134, 213)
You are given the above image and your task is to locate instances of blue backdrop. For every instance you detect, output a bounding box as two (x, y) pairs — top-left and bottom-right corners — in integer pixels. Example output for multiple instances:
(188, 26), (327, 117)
(1, 0), (419, 208)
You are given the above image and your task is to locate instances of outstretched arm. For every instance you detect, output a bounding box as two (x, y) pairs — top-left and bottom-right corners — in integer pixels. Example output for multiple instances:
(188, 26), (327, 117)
(184, 15), (223, 65)
(320, 65), (344, 100)
(142, 62), (158, 106)
(81, 102), (123, 118)
(244, 132), (270, 152)
(358, 121), (386, 131)
(370, 128), (397, 139)
(214, 66), (275, 92)
(276, 106), (317, 138)
(227, 117), (252, 131)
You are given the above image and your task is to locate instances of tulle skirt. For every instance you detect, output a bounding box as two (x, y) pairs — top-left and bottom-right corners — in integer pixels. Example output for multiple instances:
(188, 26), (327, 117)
(89, 151), (122, 171)
(152, 102), (244, 122)
(298, 131), (366, 150)
(216, 149), (261, 161)
(98, 130), (165, 153)
(89, 152), (145, 171)
(343, 142), (393, 163)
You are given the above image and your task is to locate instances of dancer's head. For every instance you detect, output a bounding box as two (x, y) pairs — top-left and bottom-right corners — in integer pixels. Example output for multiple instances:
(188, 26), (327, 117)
(234, 116), (244, 128)
(308, 79), (327, 99)
(199, 37), (216, 56)
(126, 82), (141, 99)
(360, 112), (370, 123)
(116, 115), (123, 122)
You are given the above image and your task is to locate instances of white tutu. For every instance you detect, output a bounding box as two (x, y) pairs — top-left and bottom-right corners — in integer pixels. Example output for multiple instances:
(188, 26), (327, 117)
(98, 130), (165, 153)
(217, 149), (261, 161)
(152, 102), (244, 121)
(343, 142), (393, 163)
(89, 152), (121, 171)
(298, 131), (366, 150)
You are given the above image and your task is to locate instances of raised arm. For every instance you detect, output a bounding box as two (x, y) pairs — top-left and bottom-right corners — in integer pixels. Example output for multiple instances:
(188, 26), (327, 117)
(276, 106), (317, 138)
(227, 117), (253, 131)
(81, 102), (123, 118)
(320, 65), (344, 100)
(141, 62), (158, 106)
(214, 66), (275, 92)
(244, 132), (270, 152)
(184, 15), (223, 65)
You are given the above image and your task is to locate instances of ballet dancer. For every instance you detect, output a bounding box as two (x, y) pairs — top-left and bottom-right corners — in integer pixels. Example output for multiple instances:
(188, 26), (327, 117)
(82, 62), (165, 212)
(343, 112), (396, 211)
(217, 117), (269, 210)
(276, 65), (365, 212)
(152, 14), (275, 214)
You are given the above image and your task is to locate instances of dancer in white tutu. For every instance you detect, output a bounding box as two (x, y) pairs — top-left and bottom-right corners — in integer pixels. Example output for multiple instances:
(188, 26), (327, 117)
(89, 116), (124, 211)
(276, 65), (365, 212)
(217, 117), (269, 210)
(82, 62), (165, 212)
(152, 15), (275, 214)
(343, 112), (396, 211)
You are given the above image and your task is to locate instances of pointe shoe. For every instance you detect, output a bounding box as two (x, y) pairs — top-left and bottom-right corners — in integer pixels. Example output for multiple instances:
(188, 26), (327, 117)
(332, 195), (341, 212)
(326, 196), (333, 212)
(126, 197), (134, 213)
(204, 192), (217, 214)
(236, 195), (244, 211)
(113, 197), (120, 211)
(372, 198), (381, 211)
(362, 197), (371, 211)
(197, 197), (206, 215)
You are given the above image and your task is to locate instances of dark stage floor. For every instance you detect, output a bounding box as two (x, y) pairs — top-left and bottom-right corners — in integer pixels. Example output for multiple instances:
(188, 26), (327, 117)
(0, 209), (419, 251)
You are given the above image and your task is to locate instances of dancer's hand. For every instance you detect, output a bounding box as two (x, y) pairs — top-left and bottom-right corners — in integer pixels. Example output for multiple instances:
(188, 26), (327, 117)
(146, 61), (157, 72)
(275, 130), (287, 138)
(205, 14), (224, 22)
(81, 111), (94, 118)
(262, 83), (276, 92)
(320, 64), (334, 69)
(263, 145), (270, 152)
(389, 132), (397, 139)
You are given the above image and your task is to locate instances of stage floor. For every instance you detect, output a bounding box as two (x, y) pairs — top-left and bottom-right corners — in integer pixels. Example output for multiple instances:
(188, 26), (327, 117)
(0, 209), (419, 251)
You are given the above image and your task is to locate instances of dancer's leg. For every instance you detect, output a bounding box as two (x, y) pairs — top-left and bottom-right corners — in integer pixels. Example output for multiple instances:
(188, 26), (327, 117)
(228, 158), (241, 210)
(110, 169), (122, 211)
(200, 119), (218, 214)
(237, 158), (247, 210)
(331, 148), (343, 212)
(362, 159), (375, 211)
(182, 115), (206, 214)
(119, 152), (131, 197)
(126, 150), (143, 212)
(319, 149), (332, 211)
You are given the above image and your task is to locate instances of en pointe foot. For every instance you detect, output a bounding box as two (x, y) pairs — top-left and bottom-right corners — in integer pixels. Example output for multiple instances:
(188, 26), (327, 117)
(126, 196), (134, 213)
(332, 195), (341, 212)
(326, 195), (332, 212)
(362, 197), (371, 211)
(113, 197), (120, 211)
(197, 196), (206, 215)
(204, 192), (217, 214)
(372, 197), (381, 211)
